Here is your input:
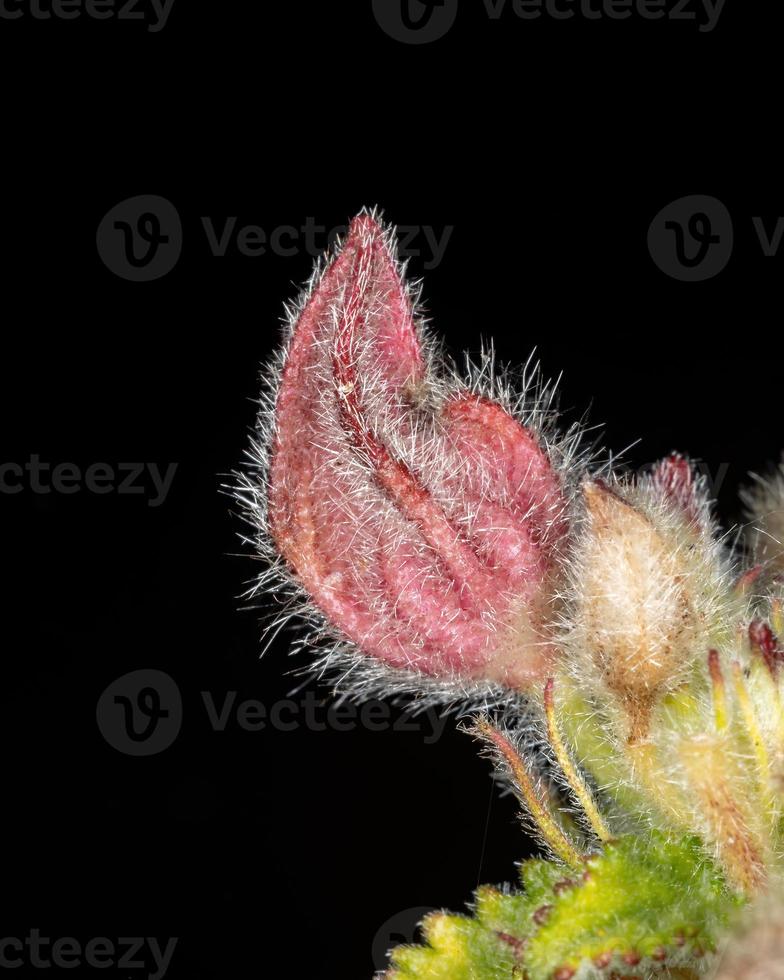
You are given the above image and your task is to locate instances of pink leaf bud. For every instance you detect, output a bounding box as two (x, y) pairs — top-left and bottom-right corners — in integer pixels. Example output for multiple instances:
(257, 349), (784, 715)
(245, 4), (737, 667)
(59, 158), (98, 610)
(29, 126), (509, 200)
(651, 452), (705, 528)
(262, 212), (568, 694)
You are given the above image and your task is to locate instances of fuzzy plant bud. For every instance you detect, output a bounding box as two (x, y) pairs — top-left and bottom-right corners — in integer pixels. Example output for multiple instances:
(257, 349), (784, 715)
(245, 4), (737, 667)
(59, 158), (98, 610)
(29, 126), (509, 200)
(743, 458), (784, 575)
(565, 471), (729, 739)
(651, 452), (707, 529)
(238, 210), (784, 980)
(251, 212), (570, 697)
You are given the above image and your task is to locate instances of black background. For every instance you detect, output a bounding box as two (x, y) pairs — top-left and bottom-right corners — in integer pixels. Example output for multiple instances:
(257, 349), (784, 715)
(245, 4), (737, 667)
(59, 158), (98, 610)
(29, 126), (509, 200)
(2, 2), (782, 978)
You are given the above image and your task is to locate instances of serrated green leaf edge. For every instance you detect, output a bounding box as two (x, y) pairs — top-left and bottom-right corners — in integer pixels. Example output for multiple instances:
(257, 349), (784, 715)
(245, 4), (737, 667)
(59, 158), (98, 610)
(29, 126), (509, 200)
(386, 832), (741, 980)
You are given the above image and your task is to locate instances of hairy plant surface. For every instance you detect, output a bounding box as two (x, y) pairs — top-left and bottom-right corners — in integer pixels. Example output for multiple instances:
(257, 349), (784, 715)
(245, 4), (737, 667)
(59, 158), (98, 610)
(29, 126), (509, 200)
(237, 211), (784, 979)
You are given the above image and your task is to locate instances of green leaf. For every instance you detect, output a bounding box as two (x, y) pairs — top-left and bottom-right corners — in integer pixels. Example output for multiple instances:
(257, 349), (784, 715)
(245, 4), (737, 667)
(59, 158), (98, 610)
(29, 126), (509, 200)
(386, 832), (739, 980)
(523, 832), (737, 979)
(388, 909), (520, 980)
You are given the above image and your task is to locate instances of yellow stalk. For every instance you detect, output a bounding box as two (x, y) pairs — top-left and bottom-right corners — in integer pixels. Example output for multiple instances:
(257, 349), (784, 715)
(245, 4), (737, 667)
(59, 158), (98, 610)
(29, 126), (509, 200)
(475, 718), (585, 870)
(771, 598), (784, 639)
(543, 678), (612, 843)
(708, 650), (728, 732)
(732, 662), (773, 789)
(680, 735), (766, 894)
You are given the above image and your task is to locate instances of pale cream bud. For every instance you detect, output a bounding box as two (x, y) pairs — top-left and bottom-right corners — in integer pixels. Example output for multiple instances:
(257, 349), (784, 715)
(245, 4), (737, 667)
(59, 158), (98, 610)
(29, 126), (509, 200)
(572, 482), (702, 738)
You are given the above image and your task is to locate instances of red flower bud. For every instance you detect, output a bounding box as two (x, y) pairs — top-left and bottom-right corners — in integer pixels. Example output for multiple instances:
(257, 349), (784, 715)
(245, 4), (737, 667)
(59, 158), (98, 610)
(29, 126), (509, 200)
(264, 213), (567, 692)
(652, 453), (703, 526)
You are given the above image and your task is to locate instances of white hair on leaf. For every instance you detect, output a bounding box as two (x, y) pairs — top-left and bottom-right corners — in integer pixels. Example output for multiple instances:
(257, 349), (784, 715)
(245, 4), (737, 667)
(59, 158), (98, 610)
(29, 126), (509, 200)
(234, 208), (590, 717)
